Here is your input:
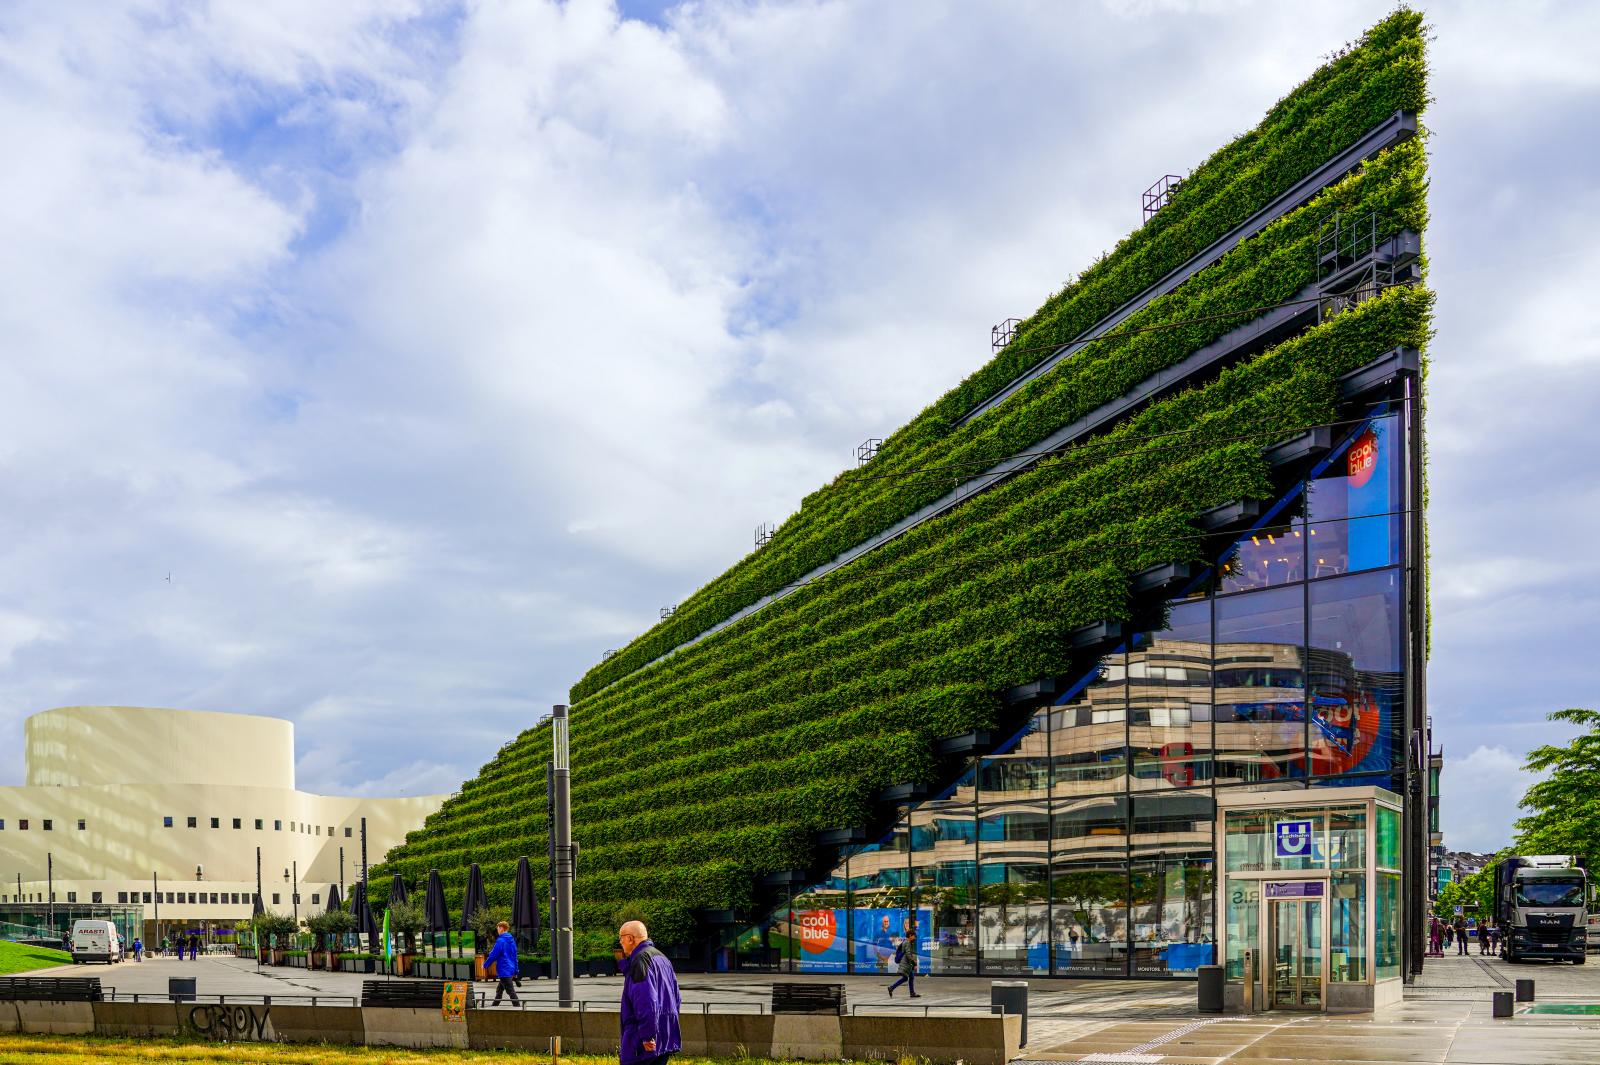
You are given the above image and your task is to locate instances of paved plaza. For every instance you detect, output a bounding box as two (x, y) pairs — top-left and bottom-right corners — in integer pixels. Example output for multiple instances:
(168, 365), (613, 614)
(26, 950), (1600, 1062)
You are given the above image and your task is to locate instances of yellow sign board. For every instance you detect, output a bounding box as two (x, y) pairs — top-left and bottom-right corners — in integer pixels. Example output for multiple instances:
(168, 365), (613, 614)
(441, 981), (468, 1022)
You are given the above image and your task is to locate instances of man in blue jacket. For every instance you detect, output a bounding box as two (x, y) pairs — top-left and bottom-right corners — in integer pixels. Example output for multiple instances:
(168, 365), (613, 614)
(485, 920), (520, 1006)
(619, 920), (681, 1065)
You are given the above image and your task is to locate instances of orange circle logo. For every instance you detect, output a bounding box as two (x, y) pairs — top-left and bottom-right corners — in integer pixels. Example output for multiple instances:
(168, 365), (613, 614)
(1347, 429), (1378, 489)
(797, 910), (837, 954)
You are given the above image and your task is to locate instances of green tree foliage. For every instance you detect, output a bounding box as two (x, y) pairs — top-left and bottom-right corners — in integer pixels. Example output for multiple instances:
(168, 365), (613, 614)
(1514, 708), (1600, 857)
(1435, 865), (1495, 918)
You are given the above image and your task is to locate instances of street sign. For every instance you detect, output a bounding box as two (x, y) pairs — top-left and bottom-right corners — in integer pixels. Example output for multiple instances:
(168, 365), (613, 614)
(1265, 881), (1325, 899)
(1274, 819), (1314, 859)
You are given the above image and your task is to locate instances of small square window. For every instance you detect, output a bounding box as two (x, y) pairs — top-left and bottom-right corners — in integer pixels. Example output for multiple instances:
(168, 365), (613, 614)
(272, 893), (280, 905)
(230, 892), (240, 904)
(289, 821), (296, 831)
(0, 819), (6, 830)
(92, 891), (103, 903)
(232, 818), (241, 829)
(166, 892), (175, 904)
(315, 825), (321, 836)
(117, 892), (128, 904)
(210, 817), (220, 829)
(344, 827), (352, 838)
(254, 819), (263, 830)
(77, 819), (86, 830)
(209, 892), (218, 904)
(312, 893), (320, 906)
(274, 820), (282, 831)
(327, 825), (333, 836)
(42, 819), (52, 831)
(163, 816), (173, 828)
(18, 820), (28, 830)
(67, 891), (77, 902)
(142, 892), (152, 904)
(186, 816), (197, 828)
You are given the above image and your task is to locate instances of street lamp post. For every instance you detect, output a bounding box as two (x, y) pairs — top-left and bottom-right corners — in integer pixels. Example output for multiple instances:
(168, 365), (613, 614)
(46, 853), (54, 944)
(284, 862), (299, 927)
(552, 703), (575, 1009)
(255, 846), (263, 968)
(152, 872), (160, 952)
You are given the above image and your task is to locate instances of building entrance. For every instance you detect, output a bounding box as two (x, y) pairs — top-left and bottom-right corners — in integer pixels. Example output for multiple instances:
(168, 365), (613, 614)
(1267, 888), (1325, 1010)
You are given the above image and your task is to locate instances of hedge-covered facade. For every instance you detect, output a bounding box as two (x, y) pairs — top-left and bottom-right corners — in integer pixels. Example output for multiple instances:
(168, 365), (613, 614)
(380, 11), (1432, 977)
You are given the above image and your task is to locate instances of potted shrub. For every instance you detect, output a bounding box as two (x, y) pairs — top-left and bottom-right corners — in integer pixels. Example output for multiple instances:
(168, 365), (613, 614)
(386, 899), (425, 977)
(468, 906), (509, 982)
(321, 909), (354, 970)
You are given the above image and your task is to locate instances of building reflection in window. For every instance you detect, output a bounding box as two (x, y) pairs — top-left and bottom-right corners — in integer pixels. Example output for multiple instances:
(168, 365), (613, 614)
(1129, 599), (1213, 792)
(1047, 654), (1128, 797)
(1215, 585), (1306, 784)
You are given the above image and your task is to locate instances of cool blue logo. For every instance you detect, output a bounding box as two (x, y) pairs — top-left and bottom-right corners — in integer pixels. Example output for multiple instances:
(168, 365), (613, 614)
(1274, 819), (1313, 858)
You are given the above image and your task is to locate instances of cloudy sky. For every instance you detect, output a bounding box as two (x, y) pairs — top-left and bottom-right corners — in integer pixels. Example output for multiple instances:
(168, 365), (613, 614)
(0, 1), (1595, 852)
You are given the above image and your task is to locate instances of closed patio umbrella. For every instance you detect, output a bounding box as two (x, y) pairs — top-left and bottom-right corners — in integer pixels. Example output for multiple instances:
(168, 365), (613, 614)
(459, 863), (488, 951)
(324, 884), (342, 913)
(389, 873), (409, 908)
(424, 870), (451, 957)
(353, 882), (381, 953)
(511, 856), (540, 954)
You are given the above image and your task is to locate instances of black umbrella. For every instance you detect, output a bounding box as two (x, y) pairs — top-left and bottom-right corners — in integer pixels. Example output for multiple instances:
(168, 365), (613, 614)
(389, 873), (409, 908)
(460, 863), (488, 953)
(353, 882), (381, 951)
(324, 884), (342, 913)
(252, 890), (264, 916)
(424, 869), (451, 956)
(511, 856), (540, 952)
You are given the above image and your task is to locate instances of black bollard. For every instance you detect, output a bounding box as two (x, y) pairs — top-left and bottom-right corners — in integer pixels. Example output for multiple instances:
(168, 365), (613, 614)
(1515, 978), (1534, 1002)
(1492, 991), (1513, 1018)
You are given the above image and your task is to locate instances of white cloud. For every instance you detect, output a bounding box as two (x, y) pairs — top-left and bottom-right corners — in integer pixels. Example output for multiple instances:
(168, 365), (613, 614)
(1439, 745), (1537, 854)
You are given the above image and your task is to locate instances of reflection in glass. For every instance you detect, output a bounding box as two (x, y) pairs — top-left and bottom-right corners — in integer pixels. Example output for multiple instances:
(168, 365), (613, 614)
(978, 803), (1050, 975)
(1052, 862), (1128, 977)
(1330, 872), (1366, 982)
(979, 715), (1050, 798)
(1048, 653), (1128, 796)
(1309, 570), (1403, 781)
(1131, 793), (1215, 976)
(1215, 586), (1306, 784)
(911, 800), (976, 973)
(1129, 599), (1213, 792)
(1375, 872), (1401, 979)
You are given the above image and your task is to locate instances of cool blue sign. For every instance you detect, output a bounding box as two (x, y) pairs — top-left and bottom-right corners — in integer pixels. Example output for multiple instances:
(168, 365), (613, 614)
(1274, 819), (1314, 859)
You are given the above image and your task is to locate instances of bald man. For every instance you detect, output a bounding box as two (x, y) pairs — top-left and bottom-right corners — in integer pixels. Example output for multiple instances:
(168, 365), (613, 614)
(618, 920), (682, 1065)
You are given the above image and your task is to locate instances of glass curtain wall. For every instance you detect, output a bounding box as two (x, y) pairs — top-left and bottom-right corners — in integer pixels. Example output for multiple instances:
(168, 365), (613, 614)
(742, 412), (1407, 979)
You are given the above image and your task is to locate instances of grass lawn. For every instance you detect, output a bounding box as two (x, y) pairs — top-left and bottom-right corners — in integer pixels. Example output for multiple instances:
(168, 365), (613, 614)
(0, 1034), (849, 1065)
(0, 940), (71, 975)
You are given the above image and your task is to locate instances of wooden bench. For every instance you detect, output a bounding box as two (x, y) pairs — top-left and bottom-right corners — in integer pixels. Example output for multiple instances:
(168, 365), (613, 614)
(360, 980), (459, 1008)
(771, 983), (846, 1014)
(0, 977), (103, 1002)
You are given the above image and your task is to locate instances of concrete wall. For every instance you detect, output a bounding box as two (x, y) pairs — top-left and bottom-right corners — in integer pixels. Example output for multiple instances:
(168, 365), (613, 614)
(27, 707), (296, 789)
(0, 1001), (1015, 1064)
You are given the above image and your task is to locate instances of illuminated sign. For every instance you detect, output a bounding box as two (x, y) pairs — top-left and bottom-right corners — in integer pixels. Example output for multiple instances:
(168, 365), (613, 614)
(1347, 428), (1378, 489)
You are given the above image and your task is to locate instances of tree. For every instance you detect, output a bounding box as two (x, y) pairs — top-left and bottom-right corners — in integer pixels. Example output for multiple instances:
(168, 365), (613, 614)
(387, 899), (424, 955)
(1514, 708), (1600, 857)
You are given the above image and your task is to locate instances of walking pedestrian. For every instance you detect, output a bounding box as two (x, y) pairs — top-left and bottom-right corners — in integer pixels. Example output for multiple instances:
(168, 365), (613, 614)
(619, 919), (682, 1065)
(485, 921), (520, 1006)
(1453, 916), (1469, 955)
(1428, 917), (1442, 956)
(189, 933), (201, 960)
(132, 937), (143, 962)
(887, 931), (920, 998)
(1479, 920), (1493, 955)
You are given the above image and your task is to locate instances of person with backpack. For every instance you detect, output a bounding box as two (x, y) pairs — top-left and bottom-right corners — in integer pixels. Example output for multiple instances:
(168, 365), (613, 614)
(887, 931), (920, 998)
(619, 920), (682, 1065)
(484, 921), (520, 1006)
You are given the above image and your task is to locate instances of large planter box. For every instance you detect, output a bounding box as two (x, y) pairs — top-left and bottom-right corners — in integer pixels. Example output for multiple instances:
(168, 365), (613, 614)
(340, 958), (376, 974)
(474, 955), (488, 981)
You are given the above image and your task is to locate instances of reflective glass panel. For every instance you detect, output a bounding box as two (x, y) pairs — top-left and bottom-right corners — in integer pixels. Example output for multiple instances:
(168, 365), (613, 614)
(1305, 415), (1402, 575)
(1048, 653), (1128, 796)
(1219, 522), (1305, 594)
(1330, 871), (1366, 982)
(1131, 793), (1215, 978)
(1129, 599), (1213, 792)
(1215, 586), (1306, 784)
(1052, 793), (1128, 977)
(979, 714), (1050, 798)
(978, 802), (1050, 975)
(1309, 569), (1403, 780)
(1375, 872), (1402, 979)
(910, 800), (976, 973)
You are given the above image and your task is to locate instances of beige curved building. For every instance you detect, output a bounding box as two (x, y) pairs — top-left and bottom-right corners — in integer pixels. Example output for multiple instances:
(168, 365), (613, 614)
(1, 706), (448, 942)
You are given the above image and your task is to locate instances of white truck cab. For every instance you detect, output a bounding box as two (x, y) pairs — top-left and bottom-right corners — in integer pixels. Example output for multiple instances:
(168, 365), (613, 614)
(70, 919), (124, 964)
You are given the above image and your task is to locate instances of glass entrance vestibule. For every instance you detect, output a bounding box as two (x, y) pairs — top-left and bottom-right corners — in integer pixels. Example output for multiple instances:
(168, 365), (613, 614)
(1219, 786), (1403, 1011)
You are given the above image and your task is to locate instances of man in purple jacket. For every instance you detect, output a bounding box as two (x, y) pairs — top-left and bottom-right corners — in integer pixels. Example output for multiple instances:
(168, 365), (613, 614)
(618, 920), (681, 1065)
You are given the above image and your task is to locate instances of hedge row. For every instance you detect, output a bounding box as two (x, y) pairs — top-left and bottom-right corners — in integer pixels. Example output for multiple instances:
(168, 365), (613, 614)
(570, 11), (1427, 702)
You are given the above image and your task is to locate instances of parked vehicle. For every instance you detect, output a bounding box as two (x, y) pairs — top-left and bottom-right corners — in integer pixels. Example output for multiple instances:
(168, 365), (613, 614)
(1494, 855), (1587, 964)
(70, 919), (124, 964)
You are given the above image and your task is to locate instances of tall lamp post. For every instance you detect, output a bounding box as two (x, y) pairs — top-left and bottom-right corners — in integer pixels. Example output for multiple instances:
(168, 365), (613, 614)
(152, 872), (160, 952)
(254, 846), (263, 968)
(284, 863), (299, 927)
(552, 704), (576, 1009)
(46, 853), (54, 944)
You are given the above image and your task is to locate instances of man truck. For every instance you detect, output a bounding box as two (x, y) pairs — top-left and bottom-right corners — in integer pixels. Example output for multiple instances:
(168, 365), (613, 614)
(1494, 855), (1587, 964)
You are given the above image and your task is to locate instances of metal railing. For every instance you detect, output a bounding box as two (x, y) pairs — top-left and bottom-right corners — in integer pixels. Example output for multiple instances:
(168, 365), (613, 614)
(102, 990), (357, 1007)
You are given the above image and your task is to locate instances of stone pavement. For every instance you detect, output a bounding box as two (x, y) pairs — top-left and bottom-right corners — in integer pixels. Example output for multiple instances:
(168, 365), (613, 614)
(28, 951), (1600, 1062)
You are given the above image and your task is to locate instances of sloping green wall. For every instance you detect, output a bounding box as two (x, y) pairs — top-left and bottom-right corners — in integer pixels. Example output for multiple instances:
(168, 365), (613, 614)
(379, 11), (1431, 949)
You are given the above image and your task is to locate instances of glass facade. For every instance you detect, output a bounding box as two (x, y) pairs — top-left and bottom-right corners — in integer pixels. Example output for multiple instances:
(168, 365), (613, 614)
(734, 413), (1410, 979)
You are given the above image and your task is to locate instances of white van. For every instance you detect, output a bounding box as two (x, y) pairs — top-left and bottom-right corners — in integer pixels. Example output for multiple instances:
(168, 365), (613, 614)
(70, 919), (123, 964)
